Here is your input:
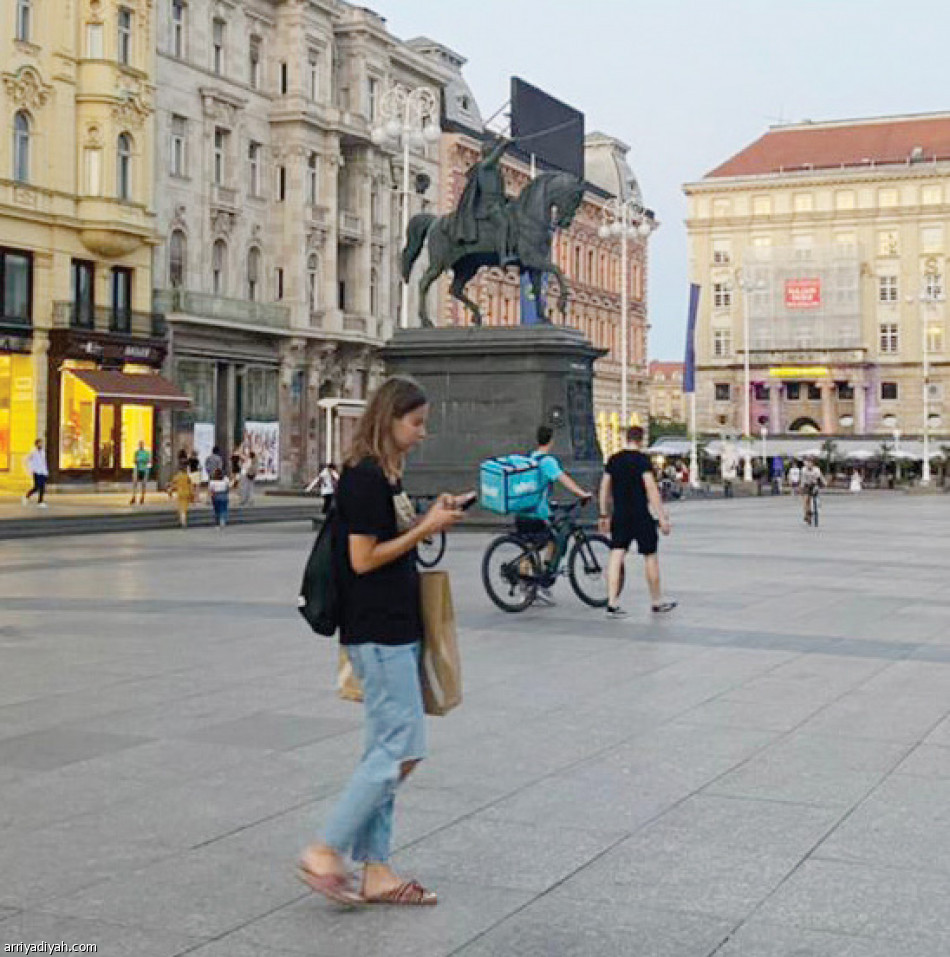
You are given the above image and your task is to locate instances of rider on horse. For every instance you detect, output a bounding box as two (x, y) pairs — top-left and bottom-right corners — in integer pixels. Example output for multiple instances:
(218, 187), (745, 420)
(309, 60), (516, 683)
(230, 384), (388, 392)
(450, 135), (517, 266)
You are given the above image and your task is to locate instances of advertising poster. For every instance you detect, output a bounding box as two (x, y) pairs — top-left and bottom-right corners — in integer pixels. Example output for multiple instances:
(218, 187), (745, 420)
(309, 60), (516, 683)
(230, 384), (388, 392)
(241, 421), (280, 481)
(193, 422), (215, 480)
(784, 278), (821, 309)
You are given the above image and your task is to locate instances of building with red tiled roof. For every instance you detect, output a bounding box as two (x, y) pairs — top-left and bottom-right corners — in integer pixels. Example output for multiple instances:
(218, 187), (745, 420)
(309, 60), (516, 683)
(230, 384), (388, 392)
(683, 112), (950, 451)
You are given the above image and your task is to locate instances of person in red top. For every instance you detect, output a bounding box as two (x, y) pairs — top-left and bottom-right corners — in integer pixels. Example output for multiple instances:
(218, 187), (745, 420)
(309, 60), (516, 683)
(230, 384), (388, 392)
(598, 426), (676, 618)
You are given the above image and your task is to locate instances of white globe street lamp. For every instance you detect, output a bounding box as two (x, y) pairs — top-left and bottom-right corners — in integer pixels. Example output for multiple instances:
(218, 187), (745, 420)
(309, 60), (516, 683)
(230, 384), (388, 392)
(372, 84), (440, 328)
(734, 268), (767, 482)
(598, 197), (657, 430)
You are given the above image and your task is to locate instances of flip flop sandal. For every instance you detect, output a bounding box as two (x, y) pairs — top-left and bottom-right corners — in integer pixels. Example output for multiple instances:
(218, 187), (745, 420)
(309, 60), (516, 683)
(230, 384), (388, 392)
(296, 863), (364, 906)
(362, 880), (438, 906)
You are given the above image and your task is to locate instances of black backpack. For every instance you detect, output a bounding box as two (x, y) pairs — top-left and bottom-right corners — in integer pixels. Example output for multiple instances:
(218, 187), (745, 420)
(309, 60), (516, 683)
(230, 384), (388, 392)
(297, 510), (341, 636)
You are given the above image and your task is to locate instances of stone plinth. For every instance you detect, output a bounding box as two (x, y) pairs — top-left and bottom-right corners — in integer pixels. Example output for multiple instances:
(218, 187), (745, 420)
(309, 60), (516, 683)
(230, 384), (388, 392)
(381, 324), (606, 496)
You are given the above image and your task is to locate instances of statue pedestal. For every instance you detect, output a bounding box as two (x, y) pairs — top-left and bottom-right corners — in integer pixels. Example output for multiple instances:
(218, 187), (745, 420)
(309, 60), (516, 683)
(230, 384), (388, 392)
(381, 324), (606, 496)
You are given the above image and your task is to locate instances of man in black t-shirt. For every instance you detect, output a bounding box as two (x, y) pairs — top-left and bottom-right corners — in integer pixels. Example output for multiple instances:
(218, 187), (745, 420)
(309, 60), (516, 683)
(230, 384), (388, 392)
(598, 425), (676, 618)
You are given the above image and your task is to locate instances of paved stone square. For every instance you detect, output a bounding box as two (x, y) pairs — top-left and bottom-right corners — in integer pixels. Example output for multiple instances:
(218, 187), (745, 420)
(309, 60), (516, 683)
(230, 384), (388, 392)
(1, 493), (950, 956)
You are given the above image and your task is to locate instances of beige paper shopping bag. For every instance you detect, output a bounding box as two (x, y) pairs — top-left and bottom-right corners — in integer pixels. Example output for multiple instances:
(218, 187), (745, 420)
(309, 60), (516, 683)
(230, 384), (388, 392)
(419, 570), (462, 716)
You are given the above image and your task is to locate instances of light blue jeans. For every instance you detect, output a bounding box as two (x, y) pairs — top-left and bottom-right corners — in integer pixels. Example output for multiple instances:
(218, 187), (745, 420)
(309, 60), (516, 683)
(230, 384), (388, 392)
(324, 641), (425, 864)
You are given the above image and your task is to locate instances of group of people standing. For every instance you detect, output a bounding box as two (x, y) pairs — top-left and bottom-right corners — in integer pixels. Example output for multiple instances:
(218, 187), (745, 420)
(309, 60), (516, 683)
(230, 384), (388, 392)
(167, 445), (259, 528)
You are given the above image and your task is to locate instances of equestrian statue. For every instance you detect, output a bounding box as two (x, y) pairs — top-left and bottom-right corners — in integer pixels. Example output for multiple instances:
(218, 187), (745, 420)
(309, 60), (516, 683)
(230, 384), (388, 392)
(400, 135), (585, 327)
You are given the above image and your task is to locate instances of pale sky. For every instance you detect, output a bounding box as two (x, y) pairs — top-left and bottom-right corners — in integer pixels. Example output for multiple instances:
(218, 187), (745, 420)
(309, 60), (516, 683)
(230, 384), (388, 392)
(370, 0), (950, 359)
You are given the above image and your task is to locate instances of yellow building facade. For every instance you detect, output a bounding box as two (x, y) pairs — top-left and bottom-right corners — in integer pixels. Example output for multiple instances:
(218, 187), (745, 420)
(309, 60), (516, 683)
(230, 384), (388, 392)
(0, 0), (159, 490)
(685, 113), (950, 442)
(648, 361), (686, 423)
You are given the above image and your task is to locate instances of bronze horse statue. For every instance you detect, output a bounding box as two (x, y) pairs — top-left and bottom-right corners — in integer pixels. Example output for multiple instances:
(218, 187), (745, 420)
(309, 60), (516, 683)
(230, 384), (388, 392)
(400, 171), (585, 327)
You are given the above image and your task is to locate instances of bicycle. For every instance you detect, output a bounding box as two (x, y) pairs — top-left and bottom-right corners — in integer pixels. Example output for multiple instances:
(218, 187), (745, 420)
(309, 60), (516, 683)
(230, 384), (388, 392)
(481, 499), (621, 612)
(804, 485), (820, 527)
(413, 495), (447, 568)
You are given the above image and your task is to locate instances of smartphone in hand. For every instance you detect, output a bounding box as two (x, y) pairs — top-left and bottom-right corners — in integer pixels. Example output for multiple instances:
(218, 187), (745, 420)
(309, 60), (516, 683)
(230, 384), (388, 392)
(458, 491), (478, 511)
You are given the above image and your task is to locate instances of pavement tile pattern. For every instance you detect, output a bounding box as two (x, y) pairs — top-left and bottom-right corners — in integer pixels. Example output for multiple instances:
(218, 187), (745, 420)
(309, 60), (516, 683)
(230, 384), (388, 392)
(1, 495), (950, 955)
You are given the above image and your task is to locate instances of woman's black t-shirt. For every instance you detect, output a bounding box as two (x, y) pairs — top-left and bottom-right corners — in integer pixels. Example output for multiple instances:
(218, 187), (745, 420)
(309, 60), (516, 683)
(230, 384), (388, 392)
(335, 457), (421, 646)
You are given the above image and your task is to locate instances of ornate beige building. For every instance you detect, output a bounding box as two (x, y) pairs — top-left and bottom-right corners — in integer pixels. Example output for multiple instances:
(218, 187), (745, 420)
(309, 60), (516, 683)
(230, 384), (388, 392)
(152, 1), (448, 484)
(648, 361), (686, 424)
(0, 0), (169, 489)
(685, 113), (950, 441)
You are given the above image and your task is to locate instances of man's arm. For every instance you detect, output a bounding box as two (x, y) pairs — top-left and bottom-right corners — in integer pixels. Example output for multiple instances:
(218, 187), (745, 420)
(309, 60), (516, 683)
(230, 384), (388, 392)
(556, 471), (589, 499)
(598, 472), (612, 533)
(643, 472), (671, 535)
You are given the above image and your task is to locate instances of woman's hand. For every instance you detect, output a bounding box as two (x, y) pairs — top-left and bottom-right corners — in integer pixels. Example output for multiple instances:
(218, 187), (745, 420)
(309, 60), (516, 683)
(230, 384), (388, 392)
(421, 497), (463, 535)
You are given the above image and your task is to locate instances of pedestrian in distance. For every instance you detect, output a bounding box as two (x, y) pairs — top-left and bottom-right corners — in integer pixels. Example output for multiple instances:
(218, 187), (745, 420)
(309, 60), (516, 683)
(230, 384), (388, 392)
(788, 461), (802, 495)
(307, 462), (340, 515)
(204, 445), (224, 482)
(721, 452), (737, 499)
(130, 440), (151, 505)
(22, 438), (49, 508)
(298, 376), (464, 907)
(237, 451), (258, 506)
(166, 462), (194, 528)
(599, 425), (676, 618)
(208, 468), (230, 529)
(186, 448), (202, 504)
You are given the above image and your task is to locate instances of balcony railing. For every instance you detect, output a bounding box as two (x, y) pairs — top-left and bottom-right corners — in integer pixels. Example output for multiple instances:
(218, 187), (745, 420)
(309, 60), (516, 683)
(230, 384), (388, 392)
(53, 302), (165, 337)
(154, 289), (290, 330)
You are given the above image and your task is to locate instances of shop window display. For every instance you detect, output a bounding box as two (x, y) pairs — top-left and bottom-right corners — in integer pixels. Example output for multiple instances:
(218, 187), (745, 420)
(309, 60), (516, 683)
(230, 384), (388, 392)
(60, 370), (96, 470)
(0, 357), (11, 470)
(120, 405), (152, 469)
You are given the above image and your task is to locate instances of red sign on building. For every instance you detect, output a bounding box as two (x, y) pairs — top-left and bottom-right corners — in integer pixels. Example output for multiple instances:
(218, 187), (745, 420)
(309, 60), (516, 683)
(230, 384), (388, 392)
(785, 278), (821, 309)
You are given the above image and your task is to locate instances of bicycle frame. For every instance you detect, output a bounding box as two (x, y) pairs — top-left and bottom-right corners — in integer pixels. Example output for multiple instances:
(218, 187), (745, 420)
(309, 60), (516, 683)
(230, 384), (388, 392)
(513, 507), (587, 581)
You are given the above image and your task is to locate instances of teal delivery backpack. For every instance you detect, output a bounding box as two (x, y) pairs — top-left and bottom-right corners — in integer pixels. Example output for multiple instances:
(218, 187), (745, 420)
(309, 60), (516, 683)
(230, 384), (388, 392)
(479, 454), (547, 515)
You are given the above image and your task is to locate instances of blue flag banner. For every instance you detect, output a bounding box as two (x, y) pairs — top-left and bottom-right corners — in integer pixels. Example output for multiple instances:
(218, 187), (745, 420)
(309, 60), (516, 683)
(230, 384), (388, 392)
(683, 283), (700, 394)
(520, 273), (546, 325)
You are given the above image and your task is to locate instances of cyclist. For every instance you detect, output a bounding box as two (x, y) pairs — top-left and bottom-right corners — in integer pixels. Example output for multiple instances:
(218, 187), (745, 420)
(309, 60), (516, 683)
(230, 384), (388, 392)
(599, 425), (675, 618)
(800, 456), (825, 524)
(516, 425), (591, 604)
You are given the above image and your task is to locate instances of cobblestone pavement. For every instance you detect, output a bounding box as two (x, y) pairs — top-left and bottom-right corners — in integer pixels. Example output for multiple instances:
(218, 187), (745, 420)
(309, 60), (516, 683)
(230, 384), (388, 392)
(2, 494), (950, 956)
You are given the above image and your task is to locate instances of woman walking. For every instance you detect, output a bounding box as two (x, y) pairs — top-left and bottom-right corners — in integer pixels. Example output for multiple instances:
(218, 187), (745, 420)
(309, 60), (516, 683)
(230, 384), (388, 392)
(298, 377), (463, 906)
(166, 462), (194, 528)
(208, 468), (230, 529)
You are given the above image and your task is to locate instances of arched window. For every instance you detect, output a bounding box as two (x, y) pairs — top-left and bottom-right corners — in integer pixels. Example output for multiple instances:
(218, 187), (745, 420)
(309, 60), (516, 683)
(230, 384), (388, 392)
(117, 133), (132, 199)
(212, 239), (226, 295)
(307, 253), (319, 312)
(246, 246), (261, 300)
(369, 267), (378, 316)
(169, 229), (186, 288)
(13, 111), (30, 184)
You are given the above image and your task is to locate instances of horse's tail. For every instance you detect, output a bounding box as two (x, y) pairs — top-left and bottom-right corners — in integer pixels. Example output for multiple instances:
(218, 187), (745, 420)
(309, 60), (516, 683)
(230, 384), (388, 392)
(401, 213), (436, 281)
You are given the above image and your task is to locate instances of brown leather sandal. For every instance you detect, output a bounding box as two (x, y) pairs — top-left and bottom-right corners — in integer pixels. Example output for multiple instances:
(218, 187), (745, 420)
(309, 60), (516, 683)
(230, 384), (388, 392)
(362, 879), (438, 905)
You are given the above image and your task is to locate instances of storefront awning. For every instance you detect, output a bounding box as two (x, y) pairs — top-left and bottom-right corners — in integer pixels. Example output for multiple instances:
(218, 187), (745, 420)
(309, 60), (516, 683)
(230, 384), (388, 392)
(66, 369), (192, 409)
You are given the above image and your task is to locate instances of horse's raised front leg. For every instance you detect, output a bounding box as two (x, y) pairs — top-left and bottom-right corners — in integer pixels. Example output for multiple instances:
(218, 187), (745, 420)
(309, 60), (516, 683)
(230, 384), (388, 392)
(417, 263), (443, 328)
(450, 270), (482, 326)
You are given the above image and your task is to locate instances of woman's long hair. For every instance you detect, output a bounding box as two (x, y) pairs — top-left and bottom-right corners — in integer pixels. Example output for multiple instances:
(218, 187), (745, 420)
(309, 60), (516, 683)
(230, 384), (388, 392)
(344, 376), (427, 478)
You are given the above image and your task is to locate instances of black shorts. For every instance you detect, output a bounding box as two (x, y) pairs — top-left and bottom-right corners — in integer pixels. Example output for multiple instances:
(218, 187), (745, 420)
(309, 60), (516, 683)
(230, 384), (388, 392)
(610, 517), (658, 556)
(515, 516), (552, 544)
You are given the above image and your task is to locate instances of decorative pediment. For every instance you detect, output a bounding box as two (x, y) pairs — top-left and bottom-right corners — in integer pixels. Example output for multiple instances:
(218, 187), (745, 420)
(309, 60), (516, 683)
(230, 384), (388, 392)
(2, 65), (53, 111)
(199, 87), (246, 127)
(112, 89), (152, 130)
(211, 209), (235, 237)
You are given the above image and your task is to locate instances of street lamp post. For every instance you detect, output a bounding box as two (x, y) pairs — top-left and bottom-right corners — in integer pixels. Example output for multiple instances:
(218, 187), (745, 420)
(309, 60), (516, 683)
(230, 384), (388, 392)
(598, 199), (657, 430)
(371, 84), (440, 329)
(735, 269), (766, 482)
(907, 259), (944, 485)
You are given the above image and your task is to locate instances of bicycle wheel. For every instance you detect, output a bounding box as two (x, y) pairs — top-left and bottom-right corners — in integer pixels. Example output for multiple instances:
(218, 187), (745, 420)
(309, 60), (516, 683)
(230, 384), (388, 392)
(416, 530), (446, 568)
(482, 534), (540, 613)
(567, 533), (617, 608)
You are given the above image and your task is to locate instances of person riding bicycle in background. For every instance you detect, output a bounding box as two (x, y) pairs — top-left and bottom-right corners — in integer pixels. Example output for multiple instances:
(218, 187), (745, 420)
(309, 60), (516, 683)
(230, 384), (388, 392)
(516, 425), (591, 604)
(800, 456), (825, 524)
(598, 425), (675, 619)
